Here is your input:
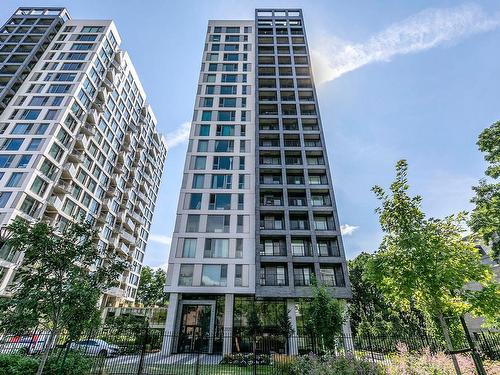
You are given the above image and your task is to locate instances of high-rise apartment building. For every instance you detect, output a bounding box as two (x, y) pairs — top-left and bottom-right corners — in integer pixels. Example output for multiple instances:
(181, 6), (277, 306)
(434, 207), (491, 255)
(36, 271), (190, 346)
(163, 9), (351, 355)
(0, 8), (167, 307)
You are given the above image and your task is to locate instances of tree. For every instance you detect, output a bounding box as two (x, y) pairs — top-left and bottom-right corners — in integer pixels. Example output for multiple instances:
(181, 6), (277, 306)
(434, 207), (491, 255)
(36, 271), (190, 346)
(136, 266), (168, 307)
(470, 121), (500, 261)
(0, 219), (125, 375)
(348, 252), (425, 337)
(301, 281), (344, 351)
(368, 160), (500, 374)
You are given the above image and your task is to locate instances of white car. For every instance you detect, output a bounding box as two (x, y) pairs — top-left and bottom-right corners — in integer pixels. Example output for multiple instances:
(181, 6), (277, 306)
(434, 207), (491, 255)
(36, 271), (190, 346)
(70, 339), (120, 357)
(0, 333), (50, 354)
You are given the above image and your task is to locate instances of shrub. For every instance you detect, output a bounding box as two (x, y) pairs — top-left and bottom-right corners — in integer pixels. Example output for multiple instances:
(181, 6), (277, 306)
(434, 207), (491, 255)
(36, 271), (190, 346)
(288, 354), (384, 375)
(0, 354), (38, 375)
(43, 352), (95, 375)
(387, 344), (477, 375)
(0, 353), (95, 375)
(220, 353), (271, 366)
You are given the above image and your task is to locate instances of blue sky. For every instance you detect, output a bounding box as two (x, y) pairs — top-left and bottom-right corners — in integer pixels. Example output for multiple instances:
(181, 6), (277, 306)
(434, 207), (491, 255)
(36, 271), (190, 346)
(3, 1), (500, 268)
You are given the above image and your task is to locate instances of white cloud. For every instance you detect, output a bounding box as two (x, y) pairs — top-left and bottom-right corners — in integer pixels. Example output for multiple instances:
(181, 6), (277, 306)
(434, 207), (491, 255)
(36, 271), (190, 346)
(311, 4), (500, 84)
(164, 122), (191, 148)
(341, 224), (359, 236)
(148, 234), (172, 246)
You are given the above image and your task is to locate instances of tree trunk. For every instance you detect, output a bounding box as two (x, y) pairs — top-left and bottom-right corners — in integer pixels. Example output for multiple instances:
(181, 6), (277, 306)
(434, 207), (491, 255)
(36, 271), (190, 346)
(36, 327), (57, 375)
(438, 314), (461, 375)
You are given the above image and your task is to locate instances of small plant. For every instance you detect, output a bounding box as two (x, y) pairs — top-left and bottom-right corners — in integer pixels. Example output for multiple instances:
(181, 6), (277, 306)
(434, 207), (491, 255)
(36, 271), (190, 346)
(220, 353), (271, 367)
(288, 353), (385, 375)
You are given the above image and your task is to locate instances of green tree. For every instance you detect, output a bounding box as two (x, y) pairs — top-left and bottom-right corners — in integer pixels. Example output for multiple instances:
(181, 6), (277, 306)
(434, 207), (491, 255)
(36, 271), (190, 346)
(368, 160), (500, 374)
(348, 252), (425, 337)
(470, 121), (500, 261)
(136, 266), (168, 307)
(0, 219), (125, 375)
(301, 281), (344, 351)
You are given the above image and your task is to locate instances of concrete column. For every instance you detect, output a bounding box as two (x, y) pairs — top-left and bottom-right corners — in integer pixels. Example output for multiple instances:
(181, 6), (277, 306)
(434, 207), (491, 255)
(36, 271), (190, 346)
(223, 293), (234, 355)
(342, 314), (354, 357)
(287, 299), (298, 356)
(161, 293), (179, 355)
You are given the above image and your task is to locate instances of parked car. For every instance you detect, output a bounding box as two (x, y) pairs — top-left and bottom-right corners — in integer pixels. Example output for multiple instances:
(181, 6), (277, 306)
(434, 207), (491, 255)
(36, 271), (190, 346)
(69, 339), (120, 357)
(0, 333), (50, 354)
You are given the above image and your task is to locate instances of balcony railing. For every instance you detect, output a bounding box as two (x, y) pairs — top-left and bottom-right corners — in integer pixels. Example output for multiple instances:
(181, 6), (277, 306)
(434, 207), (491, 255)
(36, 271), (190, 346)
(260, 273), (288, 286)
(260, 220), (284, 230)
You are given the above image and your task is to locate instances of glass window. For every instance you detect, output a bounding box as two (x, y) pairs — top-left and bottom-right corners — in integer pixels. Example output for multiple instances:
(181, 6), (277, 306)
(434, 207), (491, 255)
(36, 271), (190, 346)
(213, 156), (233, 170)
(201, 264), (227, 286)
(217, 111), (235, 121)
(189, 193), (202, 209)
(211, 174), (232, 189)
(182, 239), (197, 258)
(206, 215), (230, 233)
(220, 86), (237, 95)
(209, 193), (231, 210)
(204, 239), (229, 258)
(193, 156), (206, 170)
(199, 125), (210, 136)
(26, 138), (42, 151)
(186, 215), (200, 232)
(0, 155), (15, 168)
(0, 192), (12, 208)
(192, 174), (205, 189)
(178, 264), (194, 286)
(16, 155), (31, 168)
(11, 123), (32, 134)
(2, 139), (23, 151)
(197, 140), (209, 152)
(6, 172), (23, 187)
(20, 109), (41, 120)
(201, 111), (212, 121)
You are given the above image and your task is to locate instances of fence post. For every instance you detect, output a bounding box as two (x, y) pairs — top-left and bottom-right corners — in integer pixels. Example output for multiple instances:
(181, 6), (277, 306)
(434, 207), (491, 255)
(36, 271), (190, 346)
(366, 331), (375, 363)
(195, 335), (201, 375)
(460, 316), (487, 375)
(253, 335), (257, 375)
(137, 327), (148, 375)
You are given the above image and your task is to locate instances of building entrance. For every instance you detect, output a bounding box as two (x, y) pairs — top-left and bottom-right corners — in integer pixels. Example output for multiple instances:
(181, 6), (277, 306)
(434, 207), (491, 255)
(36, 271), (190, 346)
(177, 301), (215, 353)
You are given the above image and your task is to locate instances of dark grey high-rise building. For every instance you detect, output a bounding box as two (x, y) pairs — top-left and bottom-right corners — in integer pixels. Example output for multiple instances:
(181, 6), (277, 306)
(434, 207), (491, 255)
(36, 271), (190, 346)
(162, 8), (352, 355)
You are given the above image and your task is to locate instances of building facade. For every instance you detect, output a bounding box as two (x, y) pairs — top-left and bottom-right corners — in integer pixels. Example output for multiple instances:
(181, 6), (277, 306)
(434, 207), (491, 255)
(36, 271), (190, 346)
(0, 8), (167, 307)
(163, 9), (351, 355)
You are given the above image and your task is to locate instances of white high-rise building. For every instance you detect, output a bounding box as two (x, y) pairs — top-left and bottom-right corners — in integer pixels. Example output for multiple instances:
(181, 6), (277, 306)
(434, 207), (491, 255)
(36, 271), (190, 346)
(0, 8), (167, 307)
(163, 9), (351, 355)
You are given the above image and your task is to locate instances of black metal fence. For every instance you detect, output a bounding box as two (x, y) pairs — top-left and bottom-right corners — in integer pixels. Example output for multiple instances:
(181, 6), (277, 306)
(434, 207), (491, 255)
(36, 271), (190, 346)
(0, 328), (498, 374)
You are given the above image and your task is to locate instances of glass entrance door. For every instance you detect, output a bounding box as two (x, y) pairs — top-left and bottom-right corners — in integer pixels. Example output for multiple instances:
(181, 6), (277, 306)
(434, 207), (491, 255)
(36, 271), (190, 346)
(178, 304), (213, 353)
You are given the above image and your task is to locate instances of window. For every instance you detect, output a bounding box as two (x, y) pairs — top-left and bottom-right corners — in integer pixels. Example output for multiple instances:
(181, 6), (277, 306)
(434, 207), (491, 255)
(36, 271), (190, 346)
(197, 140), (209, 152)
(47, 84), (71, 93)
(61, 62), (82, 70)
(235, 239), (243, 258)
(28, 96), (49, 106)
(54, 73), (76, 81)
(189, 193), (202, 209)
(75, 34), (97, 41)
(204, 239), (229, 258)
(216, 125), (234, 136)
(0, 192), (12, 208)
(16, 155), (31, 168)
(193, 156), (206, 170)
(237, 215), (244, 233)
(213, 156), (233, 170)
(201, 111), (212, 121)
(20, 109), (41, 120)
(239, 157), (245, 170)
(0, 155), (15, 167)
(211, 174), (232, 189)
(44, 109), (58, 120)
(209, 193), (231, 210)
(235, 265), (243, 286)
(71, 43), (93, 50)
(238, 194), (244, 209)
(219, 98), (237, 107)
(198, 124), (210, 136)
(192, 174), (205, 188)
(31, 176), (48, 196)
(206, 215), (230, 233)
(6, 172), (23, 187)
(202, 97), (213, 107)
(220, 86), (237, 94)
(2, 139), (23, 151)
(178, 265), (194, 286)
(182, 239), (197, 258)
(36, 123), (49, 134)
(11, 123), (32, 134)
(81, 26), (104, 32)
(26, 138), (42, 151)
(217, 111), (236, 121)
(221, 74), (237, 82)
(186, 215), (200, 232)
(214, 140), (233, 152)
(201, 265), (227, 286)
